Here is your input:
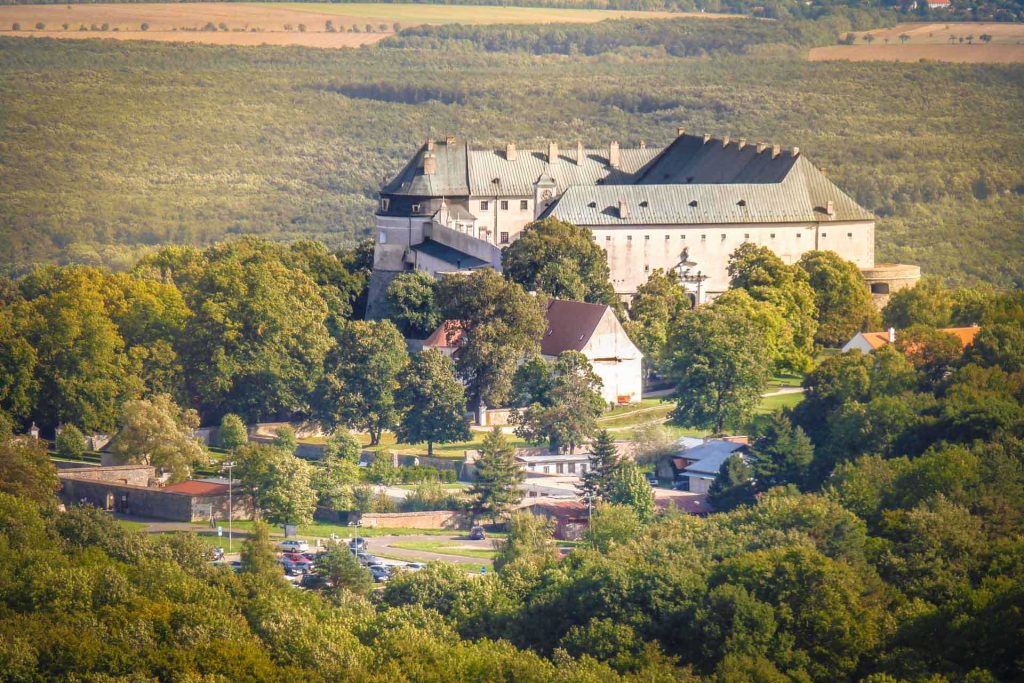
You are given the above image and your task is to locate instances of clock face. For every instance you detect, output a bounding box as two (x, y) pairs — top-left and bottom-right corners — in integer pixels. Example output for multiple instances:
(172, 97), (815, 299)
(541, 189), (553, 201)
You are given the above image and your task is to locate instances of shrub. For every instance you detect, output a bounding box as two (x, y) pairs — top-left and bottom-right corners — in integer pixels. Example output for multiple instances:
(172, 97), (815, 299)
(62, 23), (69, 30)
(35, 22), (45, 30)
(11, 23), (20, 31)
(393, 22), (401, 32)
(325, 20), (335, 32)
(203, 22), (217, 32)
(284, 23), (293, 31)
(140, 22), (149, 31)
(101, 23), (109, 31)
(56, 425), (87, 460)
(298, 24), (306, 33)
(218, 22), (228, 32)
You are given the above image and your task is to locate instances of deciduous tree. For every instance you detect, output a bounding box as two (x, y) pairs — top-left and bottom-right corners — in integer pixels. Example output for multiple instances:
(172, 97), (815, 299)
(386, 270), (441, 339)
(708, 453), (755, 511)
(217, 413), (248, 451)
(512, 351), (604, 453)
(608, 460), (655, 522)
(797, 250), (878, 347)
(0, 434), (60, 506)
(55, 424), (86, 460)
(110, 393), (208, 483)
(395, 349), (470, 456)
(624, 268), (690, 373)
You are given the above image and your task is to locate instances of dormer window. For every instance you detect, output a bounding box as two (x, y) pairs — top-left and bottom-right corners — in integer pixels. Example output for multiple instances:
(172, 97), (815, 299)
(737, 199), (746, 207)
(588, 201), (597, 208)
(689, 200), (698, 208)
(640, 200), (649, 207)
(380, 198), (390, 212)
(411, 203), (421, 213)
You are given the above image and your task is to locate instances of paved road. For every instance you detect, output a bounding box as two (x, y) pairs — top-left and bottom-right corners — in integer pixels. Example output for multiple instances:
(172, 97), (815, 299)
(364, 533), (496, 566)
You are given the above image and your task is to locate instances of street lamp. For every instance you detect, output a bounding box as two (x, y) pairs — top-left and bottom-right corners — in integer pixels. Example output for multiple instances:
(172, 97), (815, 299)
(222, 460), (235, 552)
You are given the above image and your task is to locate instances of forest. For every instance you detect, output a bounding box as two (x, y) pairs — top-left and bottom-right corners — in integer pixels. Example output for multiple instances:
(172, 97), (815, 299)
(0, 13), (1022, 287)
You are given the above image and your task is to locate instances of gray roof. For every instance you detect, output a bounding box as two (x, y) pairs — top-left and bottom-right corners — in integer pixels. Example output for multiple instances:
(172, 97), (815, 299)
(411, 239), (488, 269)
(681, 441), (746, 477)
(382, 134), (872, 223)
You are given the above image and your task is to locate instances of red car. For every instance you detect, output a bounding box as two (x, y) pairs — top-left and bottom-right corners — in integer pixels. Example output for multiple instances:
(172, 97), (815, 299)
(278, 554), (315, 575)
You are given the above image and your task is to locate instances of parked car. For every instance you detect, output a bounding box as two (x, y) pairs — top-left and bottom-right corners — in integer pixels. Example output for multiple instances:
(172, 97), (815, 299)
(278, 539), (310, 553)
(369, 565), (391, 583)
(403, 562), (427, 572)
(357, 553), (383, 566)
(469, 526), (486, 540)
(279, 555), (314, 575)
(300, 573), (325, 589)
(349, 537), (367, 550)
(645, 472), (658, 487)
(229, 560), (242, 572)
(211, 547), (225, 561)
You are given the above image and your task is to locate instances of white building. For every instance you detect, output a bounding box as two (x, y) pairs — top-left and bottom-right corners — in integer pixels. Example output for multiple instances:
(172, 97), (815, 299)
(369, 128), (882, 312)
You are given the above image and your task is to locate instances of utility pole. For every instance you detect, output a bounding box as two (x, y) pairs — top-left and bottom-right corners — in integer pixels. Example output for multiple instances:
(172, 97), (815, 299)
(224, 460), (235, 553)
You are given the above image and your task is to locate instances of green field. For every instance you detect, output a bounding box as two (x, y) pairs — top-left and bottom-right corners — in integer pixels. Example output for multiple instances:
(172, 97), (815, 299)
(266, 2), (679, 23)
(389, 539), (498, 560)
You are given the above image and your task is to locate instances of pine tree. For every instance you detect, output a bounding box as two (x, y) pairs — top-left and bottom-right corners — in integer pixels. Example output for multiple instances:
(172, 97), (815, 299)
(578, 429), (621, 502)
(708, 454), (755, 512)
(750, 411), (814, 490)
(608, 461), (655, 522)
(470, 428), (524, 522)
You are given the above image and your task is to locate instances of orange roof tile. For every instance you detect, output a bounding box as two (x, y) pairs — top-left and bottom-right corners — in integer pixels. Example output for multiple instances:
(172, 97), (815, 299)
(163, 481), (229, 496)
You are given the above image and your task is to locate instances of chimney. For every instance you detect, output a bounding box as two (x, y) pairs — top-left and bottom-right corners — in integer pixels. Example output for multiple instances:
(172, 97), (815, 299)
(426, 138), (435, 151)
(888, 327), (896, 343)
(576, 140), (584, 165)
(445, 134), (456, 145)
(738, 138), (747, 150)
(771, 144), (781, 159)
(702, 133), (712, 144)
(423, 153), (436, 175)
(618, 198), (628, 219)
(756, 142), (767, 154)
(791, 146), (800, 157)
(677, 126), (686, 137)
(826, 200), (835, 218)
(722, 135), (730, 147)
(820, 166), (827, 176)
(505, 142), (517, 161)
(547, 141), (559, 164)
(639, 139), (646, 149)
(609, 141), (620, 169)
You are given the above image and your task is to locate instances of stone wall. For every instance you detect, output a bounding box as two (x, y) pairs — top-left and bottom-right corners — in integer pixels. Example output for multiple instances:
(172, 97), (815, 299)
(58, 465), (154, 486)
(59, 478), (192, 521)
(355, 510), (468, 530)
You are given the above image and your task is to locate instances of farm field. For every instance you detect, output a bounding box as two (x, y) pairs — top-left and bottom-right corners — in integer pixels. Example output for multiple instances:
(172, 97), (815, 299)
(0, 2), (681, 49)
(809, 21), (1024, 63)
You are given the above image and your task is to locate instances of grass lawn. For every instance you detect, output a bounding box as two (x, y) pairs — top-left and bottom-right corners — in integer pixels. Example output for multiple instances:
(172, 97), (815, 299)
(223, 520), (493, 541)
(116, 520), (148, 532)
(389, 540), (497, 560)
(598, 403), (674, 429)
(754, 392), (805, 415)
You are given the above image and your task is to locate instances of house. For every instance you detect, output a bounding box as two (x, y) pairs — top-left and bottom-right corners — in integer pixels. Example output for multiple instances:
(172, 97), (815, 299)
(524, 501), (590, 540)
(841, 325), (981, 354)
(423, 298), (644, 406)
(368, 128), (916, 315)
(517, 451), (592, 476)
(58, 465), (251, 522)
(677, 440), (747, 494)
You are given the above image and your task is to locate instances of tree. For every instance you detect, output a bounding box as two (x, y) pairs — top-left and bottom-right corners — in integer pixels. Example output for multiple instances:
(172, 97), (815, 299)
(585, 503), (642, 553)
(708, 454), (755, 511)
(797, 250), (878, 347)
(140, 22), (149, 31)
(272, 425), (297, 453)
(395, 349), (470, 456)
(663, 302), (773, 433)
(217, 413), (248, 451)
(578, 429), (622, 502)
(608, 461), (655, 522)
(895, 324), (964, 386)
(727, 243), (818, 373)
(493, 511), (557, 571)
(314, 319), (408, 446)
(436, 270), (546, 415)
(624, 268), (690, 372)
(385, 270), (441, 338)
(240, 520), (281, 580)
(35, 22), (44, 30)
(502, 217), (618, 307)
(322, 429), (362, 463)
(55, 424), (86, 460)
(313, 545), (372, 598)
(0, 306), (36, 421)
(110, 394), (208, 483)
(159, 239), (332, 422)
(469, 428), (524, 521)
(882, 276), (953, 329)
(233, 443), (317, 525)
(312, 452), (361, 511)
(0, 435), (60, 506)
(965, 323), (1024, 372)
(748, 412), (814, 491)
(899, 33), (910, 43)
(512, 351), (605, 453)
(325, 19), (335, 32)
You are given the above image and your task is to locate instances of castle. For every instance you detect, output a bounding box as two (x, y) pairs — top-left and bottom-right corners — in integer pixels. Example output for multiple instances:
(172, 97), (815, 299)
(368, 128), (917, 316)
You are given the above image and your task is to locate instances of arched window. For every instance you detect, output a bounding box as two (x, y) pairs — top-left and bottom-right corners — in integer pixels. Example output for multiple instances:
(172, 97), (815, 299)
(871, 283), (890, 294)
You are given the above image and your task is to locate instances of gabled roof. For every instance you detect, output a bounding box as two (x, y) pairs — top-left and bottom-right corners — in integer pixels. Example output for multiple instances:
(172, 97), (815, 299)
(849, 326), (981, 352)
(382, 141), (469, 197)
(423, 320), (464, 350)
(541, 299), (609, 356)
(681, 441), (747, 477)
(163, 481), (229, 496)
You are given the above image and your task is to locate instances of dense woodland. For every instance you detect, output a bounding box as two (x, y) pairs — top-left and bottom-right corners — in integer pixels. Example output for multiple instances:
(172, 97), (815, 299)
(1, 14), (1022, 286)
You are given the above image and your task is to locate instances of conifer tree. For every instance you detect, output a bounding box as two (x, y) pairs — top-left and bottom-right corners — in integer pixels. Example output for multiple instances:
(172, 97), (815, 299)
(708, 454), (756, 512)
(578, 429), (621, 502)
(470, 428), (524, 522)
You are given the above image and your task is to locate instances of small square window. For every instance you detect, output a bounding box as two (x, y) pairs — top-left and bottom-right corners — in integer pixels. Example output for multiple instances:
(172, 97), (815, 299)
(796, 233), (801, 239)
(380, 198), (390, 212)
(744, 233), (750, 239)
(644, 264), (650, 272)
(645, 235), (650, 240)
(770, 233), (776, 239)
(500, 200), (508, 211)
(665, 235), (670, 240)
(605, 236), (612, 241)
(520, 200), (528, 210)
(822, 232), (827, 238)
(701, 235), (706, 241)
(500, 232), (509, 244)
(681, 235), (686, 239)
(847, 232), (853, 238)
(627, 236), (632, 241)
(480, 200), (489, 211)
(721, 234), (726, 240)
(411, 203), (421, 213)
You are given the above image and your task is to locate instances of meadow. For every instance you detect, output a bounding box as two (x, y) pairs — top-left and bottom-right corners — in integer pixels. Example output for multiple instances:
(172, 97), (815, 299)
(809, 21), (1024, 62)
(0, 2), (681, 49)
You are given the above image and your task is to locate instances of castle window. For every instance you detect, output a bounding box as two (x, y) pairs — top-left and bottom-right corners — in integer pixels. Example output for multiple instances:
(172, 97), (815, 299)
(822, 232), (827, 238)
(480, 201), (489, 211)
(796, 233), (802, 239)
(665, 235), (671, 240)
(737, 199), (747, 207)
(411, 203), (421, 213)
(500, 232), (509, 244)
(500, 200), (508, 211)
(871, 283), (890, 294)
(744, 233), (750, 239)
(770, 233), (776, 238)
(701, 234), (706, 241)
(721, 234), (726, 240)
(606, 236), (612, 241)
(520, 200), (528, 210)
(847, 232), (853, 238)
(644, 264), (650, 272)
(380, 198), (390, 212)
(627, 236), (632, 241)
(645, 235), (650, 240)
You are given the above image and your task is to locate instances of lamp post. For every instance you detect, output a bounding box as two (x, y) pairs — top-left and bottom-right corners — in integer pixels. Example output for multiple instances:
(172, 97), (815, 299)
(223, 460), (235, 552)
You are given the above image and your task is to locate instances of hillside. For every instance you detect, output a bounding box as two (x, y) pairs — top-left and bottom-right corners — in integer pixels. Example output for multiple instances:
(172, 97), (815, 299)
(0, 17), (1022, 285)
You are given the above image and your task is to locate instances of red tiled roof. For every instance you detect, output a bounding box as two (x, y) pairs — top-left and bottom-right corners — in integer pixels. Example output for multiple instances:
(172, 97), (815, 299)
(423, 320), (465, 349)
(942, 326), (982, 348)
(529, 501), (589, 520)
(163, 481), (229, 496)
(541, 299), (608, 356)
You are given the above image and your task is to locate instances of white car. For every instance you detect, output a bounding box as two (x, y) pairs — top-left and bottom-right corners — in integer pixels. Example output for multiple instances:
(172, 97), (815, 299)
(278, 539), (310, 553)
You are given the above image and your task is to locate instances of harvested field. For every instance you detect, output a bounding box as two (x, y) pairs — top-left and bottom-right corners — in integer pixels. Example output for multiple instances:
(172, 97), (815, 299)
(809, 21), (1024, 63)
(0, 2), (681, 49)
